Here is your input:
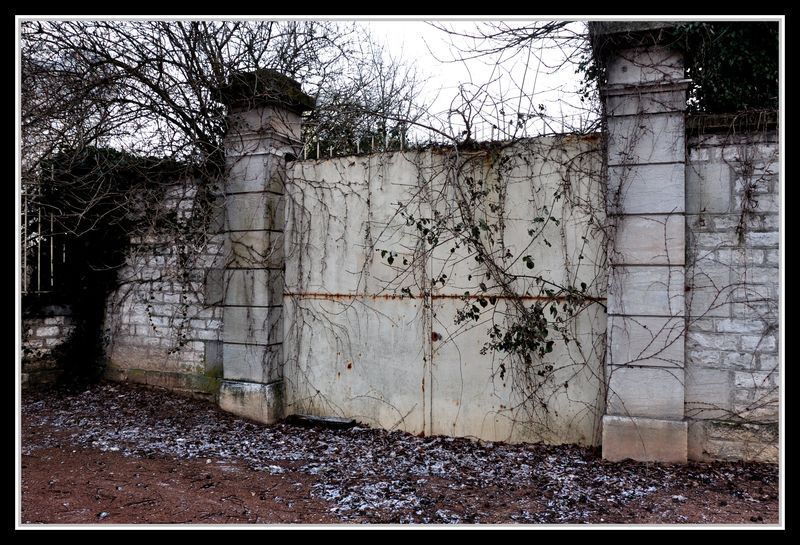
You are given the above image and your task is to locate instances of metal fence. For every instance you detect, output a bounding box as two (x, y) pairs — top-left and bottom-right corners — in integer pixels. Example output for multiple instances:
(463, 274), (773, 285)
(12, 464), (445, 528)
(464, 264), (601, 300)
(300, 112), (595, 161)
(21, 183), (65, 295)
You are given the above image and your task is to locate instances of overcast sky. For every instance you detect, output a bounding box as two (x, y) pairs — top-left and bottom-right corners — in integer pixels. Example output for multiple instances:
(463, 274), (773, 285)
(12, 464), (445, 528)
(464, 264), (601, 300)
(360, 19), (593, 141)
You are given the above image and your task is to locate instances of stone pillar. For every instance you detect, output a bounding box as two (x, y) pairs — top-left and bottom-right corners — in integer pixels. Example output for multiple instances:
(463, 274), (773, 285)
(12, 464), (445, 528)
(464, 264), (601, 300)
(214, 70), (314, 423)
(592, 23), (691, 462)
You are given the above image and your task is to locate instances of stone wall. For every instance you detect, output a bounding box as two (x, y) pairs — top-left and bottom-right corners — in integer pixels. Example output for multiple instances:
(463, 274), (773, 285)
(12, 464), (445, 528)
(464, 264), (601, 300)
(597, 37), (691, 463)
(104, 181), (226, 399)
(685, 130), (779, 462)
(22, 306), (74, 384)
(214, 98), (305, 424)
(23, 60), (779, 463)
(96, 128), (779, 463)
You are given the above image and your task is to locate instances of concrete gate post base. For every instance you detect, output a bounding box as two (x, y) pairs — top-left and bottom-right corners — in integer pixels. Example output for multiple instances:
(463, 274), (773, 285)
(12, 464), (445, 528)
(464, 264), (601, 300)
(218, 379), (284, 423)
(601, 415), (688, 463)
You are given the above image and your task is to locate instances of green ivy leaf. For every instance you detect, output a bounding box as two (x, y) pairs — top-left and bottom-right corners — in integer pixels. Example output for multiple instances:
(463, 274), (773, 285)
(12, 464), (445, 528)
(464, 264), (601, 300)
(522, 255), (534, 269)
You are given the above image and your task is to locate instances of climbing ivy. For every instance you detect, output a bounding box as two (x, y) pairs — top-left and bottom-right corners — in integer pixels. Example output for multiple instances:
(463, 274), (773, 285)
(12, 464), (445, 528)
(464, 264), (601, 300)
(584, 21), (778, 115)
(673, 22), (779, 114)
(376, 142), (602, 387)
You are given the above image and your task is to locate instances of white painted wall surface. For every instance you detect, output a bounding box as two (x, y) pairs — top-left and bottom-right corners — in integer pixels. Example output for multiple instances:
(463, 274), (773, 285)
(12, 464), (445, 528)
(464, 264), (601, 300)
(285, 137), (607, 445)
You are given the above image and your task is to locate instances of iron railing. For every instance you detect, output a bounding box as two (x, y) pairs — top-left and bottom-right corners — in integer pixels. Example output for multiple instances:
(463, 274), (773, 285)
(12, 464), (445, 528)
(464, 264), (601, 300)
(21, 183), (66, 295)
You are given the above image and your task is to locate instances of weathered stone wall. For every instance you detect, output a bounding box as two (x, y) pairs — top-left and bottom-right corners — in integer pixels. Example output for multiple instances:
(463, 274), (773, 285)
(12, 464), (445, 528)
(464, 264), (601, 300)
(104, 181), (226, 399)
(215, 103), (304, 423)
(590, 20), (780, 464)
(92, 129), (779, 462)
(685, 130), (779, 463)
(599, 41), (691, 463)
(22, 55), (780, 463)
(22, 307), (74, 384)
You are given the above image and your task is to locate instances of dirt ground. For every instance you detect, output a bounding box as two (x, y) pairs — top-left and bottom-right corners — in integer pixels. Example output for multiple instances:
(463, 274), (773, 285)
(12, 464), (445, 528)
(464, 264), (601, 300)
(20, 382), (780, 526)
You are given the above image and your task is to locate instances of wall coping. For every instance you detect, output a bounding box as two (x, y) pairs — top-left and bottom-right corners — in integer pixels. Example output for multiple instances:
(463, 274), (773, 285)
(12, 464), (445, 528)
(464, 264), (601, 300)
(213, 69), (315, 114)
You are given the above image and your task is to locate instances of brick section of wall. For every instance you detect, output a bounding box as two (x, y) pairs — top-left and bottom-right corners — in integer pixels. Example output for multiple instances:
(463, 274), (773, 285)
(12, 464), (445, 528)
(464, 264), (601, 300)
(22, 310), (75, 384)
(685, 131), (779, 463)
(105, 182), (226, 399)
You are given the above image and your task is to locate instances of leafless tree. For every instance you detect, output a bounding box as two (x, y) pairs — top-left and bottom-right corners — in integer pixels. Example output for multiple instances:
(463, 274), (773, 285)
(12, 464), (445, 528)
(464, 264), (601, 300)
(20, 18), (433, 261)
(20, 19), (428, 384)
(306, 38), (426, 155)
(424, 21), (599, 140)
(22, 21), (356, 177)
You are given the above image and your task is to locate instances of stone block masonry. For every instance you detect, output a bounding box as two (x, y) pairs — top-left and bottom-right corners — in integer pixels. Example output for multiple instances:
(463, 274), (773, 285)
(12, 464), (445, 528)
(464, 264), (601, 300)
(596, 22), (780, 463)
(214, 69), (312, 422)
(599, 25), (691, 463)
(81, 50), (778, 463)
(685, 131), (779, 463)
(22, 308), (75, 384)
(104, 181), (226, 399)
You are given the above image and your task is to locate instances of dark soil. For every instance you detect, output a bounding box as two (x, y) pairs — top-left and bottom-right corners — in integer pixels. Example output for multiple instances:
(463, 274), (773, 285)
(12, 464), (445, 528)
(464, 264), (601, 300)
(20, 382), (780, 525)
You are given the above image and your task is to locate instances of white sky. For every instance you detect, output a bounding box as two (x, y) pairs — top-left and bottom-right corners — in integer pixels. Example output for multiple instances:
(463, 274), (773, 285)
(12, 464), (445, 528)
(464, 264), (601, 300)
(360, 19), (593, 141)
